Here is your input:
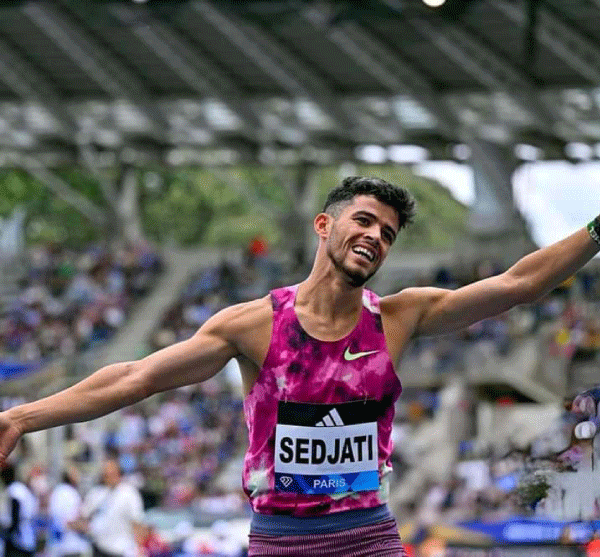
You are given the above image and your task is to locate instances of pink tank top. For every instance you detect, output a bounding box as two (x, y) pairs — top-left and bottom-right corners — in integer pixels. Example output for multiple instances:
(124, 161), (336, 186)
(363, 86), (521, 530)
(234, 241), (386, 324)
(242, 285), (402, 517)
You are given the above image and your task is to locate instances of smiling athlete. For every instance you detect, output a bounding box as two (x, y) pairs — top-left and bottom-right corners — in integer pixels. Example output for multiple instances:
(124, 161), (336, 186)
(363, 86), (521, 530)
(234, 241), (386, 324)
(1, 176), (599, 556)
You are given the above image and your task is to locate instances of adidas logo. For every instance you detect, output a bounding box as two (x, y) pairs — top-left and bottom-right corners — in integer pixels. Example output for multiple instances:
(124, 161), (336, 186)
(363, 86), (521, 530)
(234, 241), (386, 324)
(316, 408), (344, 427)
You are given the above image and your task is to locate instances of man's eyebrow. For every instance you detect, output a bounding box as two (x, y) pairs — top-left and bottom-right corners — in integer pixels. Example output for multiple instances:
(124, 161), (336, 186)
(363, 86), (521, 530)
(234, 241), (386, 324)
(353, 210), (377, 220)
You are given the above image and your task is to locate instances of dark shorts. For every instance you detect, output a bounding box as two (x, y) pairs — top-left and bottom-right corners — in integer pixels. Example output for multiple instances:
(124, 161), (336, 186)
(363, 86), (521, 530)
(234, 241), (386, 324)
(248, 518), (407, 557)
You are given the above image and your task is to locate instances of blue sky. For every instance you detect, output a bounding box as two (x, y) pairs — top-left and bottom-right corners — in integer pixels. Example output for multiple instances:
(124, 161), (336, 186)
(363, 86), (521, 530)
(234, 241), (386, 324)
(415, 161), (600, 247)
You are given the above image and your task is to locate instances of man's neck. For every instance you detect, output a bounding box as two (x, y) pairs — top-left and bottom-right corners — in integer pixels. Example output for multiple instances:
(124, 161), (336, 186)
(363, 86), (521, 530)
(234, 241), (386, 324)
(296, 270), (364, 321)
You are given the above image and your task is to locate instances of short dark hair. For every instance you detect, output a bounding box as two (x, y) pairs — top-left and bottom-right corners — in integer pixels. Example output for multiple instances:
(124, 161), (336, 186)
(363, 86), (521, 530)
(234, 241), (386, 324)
(323, 176), (416, 230)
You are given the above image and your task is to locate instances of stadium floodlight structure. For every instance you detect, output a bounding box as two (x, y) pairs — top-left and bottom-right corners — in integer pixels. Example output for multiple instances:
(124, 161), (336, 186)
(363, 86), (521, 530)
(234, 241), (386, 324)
(108, 3), (262, 143)
(302, 4), (526, 250)
(191, 0), (393, 143)
(302, 5), (455, 136)
(22, 1), (169, 142)
(494, 0), (600, 85)
(0, 36), (76, 141)
(494, 0), (600, 128)
(0, 0), (596, 260)
(407, 16), (581, 139)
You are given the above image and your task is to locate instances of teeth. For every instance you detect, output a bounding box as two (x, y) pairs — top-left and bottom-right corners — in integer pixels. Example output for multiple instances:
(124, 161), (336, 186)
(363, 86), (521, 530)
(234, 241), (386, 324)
(352, 246), (375, 262)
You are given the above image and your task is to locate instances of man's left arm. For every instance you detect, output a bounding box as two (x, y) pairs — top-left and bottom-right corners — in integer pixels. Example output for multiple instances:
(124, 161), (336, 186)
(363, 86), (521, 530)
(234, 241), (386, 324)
(408, 225), (600, 337)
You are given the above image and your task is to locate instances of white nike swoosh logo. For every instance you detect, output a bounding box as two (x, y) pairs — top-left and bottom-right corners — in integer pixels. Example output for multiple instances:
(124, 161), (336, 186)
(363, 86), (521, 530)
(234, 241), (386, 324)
(344, 347), (379, 361)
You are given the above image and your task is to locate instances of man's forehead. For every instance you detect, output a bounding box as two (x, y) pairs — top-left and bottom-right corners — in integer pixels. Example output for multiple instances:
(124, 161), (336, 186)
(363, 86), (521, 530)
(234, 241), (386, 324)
(343, 195), (399, 227)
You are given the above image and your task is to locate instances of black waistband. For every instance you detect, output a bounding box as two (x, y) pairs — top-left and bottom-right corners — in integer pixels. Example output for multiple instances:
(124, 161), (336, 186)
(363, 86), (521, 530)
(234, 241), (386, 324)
(250, 504), (393, 536)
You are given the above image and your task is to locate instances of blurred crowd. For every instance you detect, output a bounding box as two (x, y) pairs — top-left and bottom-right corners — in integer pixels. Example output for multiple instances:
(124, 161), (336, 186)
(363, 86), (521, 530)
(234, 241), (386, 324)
(102, 384), (246, 514)
(0, 242), (163, 365)
(150, 237), (281, 352)
(1, 371), (249, 557)
(0, 455), (248, 557)
(547, 273), (600, 366)
(390, 385), (524, 527)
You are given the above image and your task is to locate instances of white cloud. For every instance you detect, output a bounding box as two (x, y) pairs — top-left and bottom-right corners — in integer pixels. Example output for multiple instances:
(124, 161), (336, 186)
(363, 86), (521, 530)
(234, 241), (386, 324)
(513, 162), (600, 246)
(415, 159), (600, 248)
(415, 161), (475, 205)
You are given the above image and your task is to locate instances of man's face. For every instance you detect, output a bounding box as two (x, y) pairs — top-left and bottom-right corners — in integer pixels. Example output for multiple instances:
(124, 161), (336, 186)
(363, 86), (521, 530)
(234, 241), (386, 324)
(325, 195), (399, 287)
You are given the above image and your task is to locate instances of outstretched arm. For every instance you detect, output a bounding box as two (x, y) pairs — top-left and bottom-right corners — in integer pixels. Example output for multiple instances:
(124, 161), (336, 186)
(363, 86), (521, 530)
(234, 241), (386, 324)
(0, 297), (270, 464)
(390, 224), (600, 338)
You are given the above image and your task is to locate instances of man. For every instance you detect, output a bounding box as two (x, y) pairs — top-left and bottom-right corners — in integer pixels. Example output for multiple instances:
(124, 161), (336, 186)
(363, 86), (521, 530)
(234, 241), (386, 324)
(47, 466), (90, 557)
(0, 176), (599, 556)
(0, 463), (38, 557)
(70, 459), (145, 557)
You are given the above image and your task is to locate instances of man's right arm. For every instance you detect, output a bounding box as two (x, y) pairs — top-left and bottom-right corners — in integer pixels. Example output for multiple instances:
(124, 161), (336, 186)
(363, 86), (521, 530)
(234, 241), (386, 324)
(0, 296), (271, 464)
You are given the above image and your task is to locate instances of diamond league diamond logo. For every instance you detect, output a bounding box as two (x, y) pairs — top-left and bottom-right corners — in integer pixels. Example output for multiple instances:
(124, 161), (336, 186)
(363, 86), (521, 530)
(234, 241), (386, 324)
(280, 476), (293, 488)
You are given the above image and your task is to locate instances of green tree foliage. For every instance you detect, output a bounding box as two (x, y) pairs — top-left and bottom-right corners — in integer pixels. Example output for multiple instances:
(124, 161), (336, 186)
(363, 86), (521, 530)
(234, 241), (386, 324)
(0, 170), (99, 246)
(55, 168), (111, 209)
(143, 167), (287, 247)
(143, 170), (214, 245)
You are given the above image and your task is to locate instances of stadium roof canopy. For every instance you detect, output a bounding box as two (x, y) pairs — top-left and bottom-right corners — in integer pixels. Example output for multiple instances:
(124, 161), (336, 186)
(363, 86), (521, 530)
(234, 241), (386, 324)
(0, 0), (599, 168)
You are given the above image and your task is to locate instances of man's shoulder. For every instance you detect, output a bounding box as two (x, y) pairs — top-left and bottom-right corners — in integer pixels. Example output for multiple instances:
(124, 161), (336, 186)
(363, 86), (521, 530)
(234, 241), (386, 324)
(380, 287), (433, 314)
(209, 295), (273, 333)
(195, 295), (273, 364)
(232, 294), (273, 313)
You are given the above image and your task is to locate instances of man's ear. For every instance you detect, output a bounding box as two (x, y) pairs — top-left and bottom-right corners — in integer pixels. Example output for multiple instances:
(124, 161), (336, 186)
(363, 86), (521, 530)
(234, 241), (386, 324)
(314, 212), (331, 239)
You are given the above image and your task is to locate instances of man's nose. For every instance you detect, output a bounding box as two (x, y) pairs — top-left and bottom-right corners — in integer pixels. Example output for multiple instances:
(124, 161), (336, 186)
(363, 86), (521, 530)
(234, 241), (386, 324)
(364, 227), (382, 243)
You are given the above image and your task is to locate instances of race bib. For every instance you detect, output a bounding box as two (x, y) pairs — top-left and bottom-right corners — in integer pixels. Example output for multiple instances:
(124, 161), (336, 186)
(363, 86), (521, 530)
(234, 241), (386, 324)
(274, 400), (380, 494)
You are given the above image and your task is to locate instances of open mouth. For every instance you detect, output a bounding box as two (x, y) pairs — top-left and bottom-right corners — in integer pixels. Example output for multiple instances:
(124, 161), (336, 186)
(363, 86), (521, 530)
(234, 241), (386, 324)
(351, 245), (376, 263)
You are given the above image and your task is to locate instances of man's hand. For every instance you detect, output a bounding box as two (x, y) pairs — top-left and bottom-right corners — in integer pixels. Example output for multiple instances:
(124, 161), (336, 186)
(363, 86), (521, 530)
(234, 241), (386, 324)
(0, 412), (23, 466)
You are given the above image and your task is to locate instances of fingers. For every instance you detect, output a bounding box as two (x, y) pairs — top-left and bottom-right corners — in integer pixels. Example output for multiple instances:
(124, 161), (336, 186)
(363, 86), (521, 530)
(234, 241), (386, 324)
(0, 423), (21, 466)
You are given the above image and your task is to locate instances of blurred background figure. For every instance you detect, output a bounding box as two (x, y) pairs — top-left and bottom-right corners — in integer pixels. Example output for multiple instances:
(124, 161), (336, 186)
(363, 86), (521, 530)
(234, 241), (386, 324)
(47, 465), (90, 557)
(70, 459), (144, 557)
(0, 463), (38, 557)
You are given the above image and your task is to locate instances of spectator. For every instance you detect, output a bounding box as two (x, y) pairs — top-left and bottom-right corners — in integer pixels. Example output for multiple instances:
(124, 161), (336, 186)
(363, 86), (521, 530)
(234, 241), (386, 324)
(47, 466), (90, 557)
(72, 459), (145, 557)
(0, 462), (39, 557)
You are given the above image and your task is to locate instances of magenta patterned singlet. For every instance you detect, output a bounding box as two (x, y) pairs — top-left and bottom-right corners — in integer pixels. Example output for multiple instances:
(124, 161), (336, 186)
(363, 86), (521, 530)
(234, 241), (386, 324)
(242, 284), (402, 517)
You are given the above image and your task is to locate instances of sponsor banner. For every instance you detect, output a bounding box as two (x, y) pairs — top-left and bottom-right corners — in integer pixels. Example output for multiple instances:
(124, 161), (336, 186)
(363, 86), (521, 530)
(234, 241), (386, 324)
(460, 518), (600, 544)
(0, 359), (44, 380)
(275, 470), (379, 494)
